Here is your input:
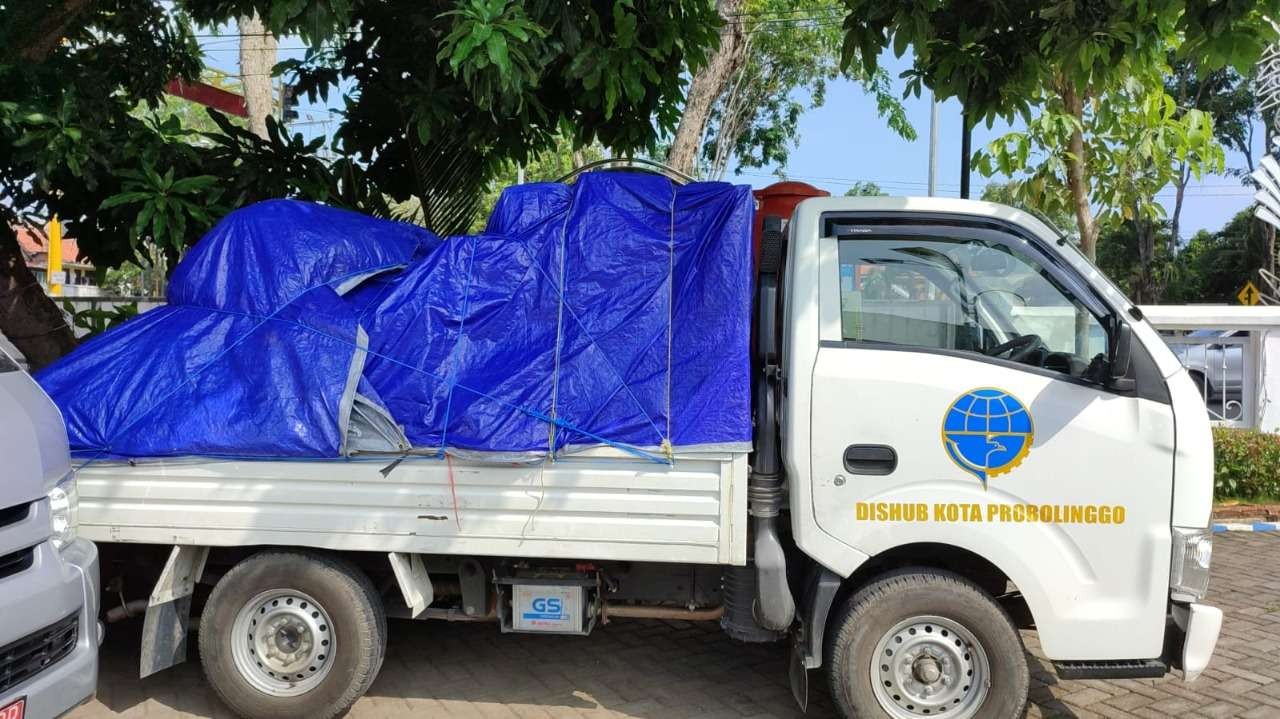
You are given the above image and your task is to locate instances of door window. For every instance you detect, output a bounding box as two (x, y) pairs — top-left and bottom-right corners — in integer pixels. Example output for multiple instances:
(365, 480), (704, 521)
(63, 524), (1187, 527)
(837, 235), (1109, 380)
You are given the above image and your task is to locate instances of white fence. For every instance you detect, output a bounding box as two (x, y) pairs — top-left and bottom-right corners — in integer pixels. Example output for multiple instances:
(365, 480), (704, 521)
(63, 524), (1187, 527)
(1141, 305), (1280, 431)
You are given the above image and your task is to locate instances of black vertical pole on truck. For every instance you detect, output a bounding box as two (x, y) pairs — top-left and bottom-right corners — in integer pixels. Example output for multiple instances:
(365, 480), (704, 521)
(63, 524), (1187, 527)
(960, 109), (972, 200)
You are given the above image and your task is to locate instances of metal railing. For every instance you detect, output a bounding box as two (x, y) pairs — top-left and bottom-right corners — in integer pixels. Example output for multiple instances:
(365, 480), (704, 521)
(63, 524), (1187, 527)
(1140, 305), (1280, 430)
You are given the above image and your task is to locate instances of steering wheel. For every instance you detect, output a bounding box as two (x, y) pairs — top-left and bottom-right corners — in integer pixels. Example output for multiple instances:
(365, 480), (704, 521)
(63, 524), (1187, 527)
(985, 333), (1042, 363)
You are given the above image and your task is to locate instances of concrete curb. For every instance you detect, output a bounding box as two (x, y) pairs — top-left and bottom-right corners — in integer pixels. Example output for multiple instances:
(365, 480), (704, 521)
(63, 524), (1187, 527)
(1212, 522), (1280, 533)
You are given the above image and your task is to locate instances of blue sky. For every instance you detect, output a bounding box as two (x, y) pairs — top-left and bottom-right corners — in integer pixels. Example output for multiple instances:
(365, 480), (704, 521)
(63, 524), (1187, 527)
(199, 36), (1261, 238)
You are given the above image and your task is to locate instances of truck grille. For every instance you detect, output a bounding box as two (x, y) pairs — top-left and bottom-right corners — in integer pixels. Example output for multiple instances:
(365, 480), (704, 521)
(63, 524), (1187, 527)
(0, 502), (30, 530)
(0, 612), (78, 695)
(0, 547), (33, 582)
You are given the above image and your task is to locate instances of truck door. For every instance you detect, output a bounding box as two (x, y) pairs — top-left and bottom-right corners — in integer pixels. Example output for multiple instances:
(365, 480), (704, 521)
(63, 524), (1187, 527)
(806, 217), (1175, 661)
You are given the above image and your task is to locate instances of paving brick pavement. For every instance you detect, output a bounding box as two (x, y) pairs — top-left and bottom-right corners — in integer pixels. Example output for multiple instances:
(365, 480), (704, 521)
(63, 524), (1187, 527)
(71, 532), (1280, 719)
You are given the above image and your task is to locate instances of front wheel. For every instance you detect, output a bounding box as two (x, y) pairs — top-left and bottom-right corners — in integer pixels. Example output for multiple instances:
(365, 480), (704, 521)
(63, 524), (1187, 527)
(826, 568), (1028, 719)
(199, 551), (387, 719)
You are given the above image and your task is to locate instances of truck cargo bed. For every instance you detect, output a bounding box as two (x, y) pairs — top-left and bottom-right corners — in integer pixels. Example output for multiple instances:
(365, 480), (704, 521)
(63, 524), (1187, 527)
(75, 449), (749, 565)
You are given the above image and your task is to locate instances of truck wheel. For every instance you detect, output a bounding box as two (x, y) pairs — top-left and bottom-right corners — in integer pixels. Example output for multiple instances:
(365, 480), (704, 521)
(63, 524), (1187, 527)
(199, 551), (387, 719)
(826, 568), (1028, 719)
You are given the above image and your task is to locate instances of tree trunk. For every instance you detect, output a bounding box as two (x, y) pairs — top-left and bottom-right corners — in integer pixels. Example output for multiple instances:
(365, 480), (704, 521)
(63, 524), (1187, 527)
(1060, 83), (1099, 260)
(5, 0), (95, 64)
(665, 0), (746, 177)
(0, 225), (76, 370)
(1134, 217), (1159, 303)
(1169, 162), (1189, 257)
(238, 13), (278, 140)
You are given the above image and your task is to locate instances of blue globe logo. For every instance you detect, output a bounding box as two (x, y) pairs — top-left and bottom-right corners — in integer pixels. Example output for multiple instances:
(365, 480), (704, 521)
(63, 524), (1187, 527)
(942, 388), (1034, 486)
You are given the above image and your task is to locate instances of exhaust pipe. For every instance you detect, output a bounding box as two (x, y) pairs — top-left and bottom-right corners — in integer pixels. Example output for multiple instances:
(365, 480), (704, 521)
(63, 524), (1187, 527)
(722, 214), (794, 639)
(749, 394), (794, 632)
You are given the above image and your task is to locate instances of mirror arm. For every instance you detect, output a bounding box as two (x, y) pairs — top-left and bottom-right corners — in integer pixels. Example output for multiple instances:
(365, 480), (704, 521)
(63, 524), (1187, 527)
(1106, 318), (1135, 391)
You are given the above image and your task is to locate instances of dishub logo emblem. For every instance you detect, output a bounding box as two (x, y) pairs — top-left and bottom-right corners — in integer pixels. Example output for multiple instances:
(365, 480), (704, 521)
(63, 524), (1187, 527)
(941, 388), (1034, 487)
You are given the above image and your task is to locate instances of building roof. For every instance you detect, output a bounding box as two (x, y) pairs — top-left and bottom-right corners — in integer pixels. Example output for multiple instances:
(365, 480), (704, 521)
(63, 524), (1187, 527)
(14, 224), (88, 268)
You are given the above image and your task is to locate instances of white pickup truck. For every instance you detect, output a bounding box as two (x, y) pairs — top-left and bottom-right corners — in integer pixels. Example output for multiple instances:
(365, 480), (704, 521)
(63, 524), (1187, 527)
(74, 191), (1220, 719)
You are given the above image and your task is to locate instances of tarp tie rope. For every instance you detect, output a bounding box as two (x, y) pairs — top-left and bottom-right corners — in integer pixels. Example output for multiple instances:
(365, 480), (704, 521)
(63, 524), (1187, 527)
(446, 452), (462, 530)
(547, 184), (576, 460)
(665, 178), (677, 459)
(437, 235), (479, 459)
(523, 255), (666, 445)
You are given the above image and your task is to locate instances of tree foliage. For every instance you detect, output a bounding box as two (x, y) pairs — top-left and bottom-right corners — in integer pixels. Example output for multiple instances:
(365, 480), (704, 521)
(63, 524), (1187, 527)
(843, 181), (886, 196)
(1094, 209), (1271, 304)
(189, 0), (722, 234)
(698, 0), (914, 179)
(0, 0), (726, 366)
(838, 0), (1280, 264)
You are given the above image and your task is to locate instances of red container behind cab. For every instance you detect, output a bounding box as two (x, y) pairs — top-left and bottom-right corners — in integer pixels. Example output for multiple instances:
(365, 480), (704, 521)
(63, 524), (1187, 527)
(752, 181), (829, 271)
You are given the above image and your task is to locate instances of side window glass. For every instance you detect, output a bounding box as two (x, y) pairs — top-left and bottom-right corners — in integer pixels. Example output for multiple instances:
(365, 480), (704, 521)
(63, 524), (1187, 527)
(837, 235), (1109, 380)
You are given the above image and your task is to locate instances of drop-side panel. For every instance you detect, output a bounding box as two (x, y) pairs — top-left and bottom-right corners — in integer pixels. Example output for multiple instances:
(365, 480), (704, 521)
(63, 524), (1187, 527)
(76, 451), (749, 565)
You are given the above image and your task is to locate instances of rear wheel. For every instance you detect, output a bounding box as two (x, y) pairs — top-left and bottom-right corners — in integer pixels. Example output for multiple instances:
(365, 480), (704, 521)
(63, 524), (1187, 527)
(826, 568), (1028, 719)
(199, 551), (387, 719)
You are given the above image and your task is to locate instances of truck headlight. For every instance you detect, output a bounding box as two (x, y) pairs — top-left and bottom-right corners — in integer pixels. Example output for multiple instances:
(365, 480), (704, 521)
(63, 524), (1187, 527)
(1170, 526), (1213, 602)
(47, 474), (79, 551)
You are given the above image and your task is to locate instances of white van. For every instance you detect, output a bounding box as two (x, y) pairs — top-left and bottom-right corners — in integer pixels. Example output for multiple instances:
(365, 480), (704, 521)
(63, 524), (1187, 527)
(0, 348), (99, 719)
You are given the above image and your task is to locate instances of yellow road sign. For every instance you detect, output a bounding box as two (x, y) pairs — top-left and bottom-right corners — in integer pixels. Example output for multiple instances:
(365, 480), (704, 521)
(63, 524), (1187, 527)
(1238, 280), (1261, 306)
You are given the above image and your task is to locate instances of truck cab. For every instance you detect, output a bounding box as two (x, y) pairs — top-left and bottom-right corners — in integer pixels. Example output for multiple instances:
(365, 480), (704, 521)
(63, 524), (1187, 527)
(777, 196), (1221, 717)
(0, 349), (99, 719)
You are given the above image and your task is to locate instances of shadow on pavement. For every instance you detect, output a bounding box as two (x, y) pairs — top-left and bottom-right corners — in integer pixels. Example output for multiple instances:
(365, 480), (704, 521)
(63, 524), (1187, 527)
(89, 614), (1089, 718)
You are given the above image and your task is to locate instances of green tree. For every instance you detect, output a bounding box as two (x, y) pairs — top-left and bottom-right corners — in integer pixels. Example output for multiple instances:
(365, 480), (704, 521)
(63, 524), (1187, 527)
(844, 181), (886, 196)
(695, 0), (914, 179)
(1167, 210), (1271, 303)
(0, 0), (725, 367)
(0, 0), (203, 367)
(839, 0), (1279, 261)
(979, 181), (1073, 234)
(223, 0), (722, 235)
(1164, 62), (1258, 251)
(975, 81), (1224, 301)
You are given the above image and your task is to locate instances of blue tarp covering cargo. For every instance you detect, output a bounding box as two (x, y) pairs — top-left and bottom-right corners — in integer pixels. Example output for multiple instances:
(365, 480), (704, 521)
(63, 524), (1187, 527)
(37, 172), (754, 462)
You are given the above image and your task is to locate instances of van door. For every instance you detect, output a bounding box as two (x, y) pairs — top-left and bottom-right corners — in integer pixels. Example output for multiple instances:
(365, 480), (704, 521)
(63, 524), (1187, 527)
(806, 217), (1174, 661)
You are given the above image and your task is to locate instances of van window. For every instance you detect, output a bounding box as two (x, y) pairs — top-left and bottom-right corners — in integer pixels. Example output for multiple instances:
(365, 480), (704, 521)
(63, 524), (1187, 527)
(837, 235), (1109, 379)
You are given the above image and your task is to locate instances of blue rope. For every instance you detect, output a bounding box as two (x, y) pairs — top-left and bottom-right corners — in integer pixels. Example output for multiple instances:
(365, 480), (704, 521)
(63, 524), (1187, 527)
(437, 234), (479, 458)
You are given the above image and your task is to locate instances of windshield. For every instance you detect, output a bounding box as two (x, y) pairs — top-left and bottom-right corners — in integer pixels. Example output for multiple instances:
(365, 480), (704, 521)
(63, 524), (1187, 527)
(837, 235), (1109, 378)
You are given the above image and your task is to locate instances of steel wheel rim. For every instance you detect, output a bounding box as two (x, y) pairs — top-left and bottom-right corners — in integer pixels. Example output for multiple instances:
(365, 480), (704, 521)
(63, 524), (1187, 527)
(230, 588), (335, 697)
(869, 615), (991, 719)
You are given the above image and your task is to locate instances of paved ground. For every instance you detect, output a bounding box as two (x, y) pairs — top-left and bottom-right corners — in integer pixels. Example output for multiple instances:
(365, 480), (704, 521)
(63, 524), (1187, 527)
(72, 532), (1280, 719)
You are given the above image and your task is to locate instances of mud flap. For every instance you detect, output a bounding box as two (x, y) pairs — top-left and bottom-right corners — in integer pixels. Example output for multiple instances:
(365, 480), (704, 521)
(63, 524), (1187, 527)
(139, 545), (209, 678)
(790, 635), (809, 712)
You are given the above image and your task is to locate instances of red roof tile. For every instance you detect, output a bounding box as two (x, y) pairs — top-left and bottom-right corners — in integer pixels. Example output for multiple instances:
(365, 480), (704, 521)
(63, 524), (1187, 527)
(13, 224), (85, 266)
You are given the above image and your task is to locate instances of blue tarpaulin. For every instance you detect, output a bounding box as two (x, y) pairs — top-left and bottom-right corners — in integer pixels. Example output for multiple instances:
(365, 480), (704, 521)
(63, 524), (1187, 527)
(38, 173), (754, 462)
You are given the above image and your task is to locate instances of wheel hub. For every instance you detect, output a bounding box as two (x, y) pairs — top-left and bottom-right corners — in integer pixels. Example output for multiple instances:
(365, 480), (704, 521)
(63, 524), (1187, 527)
(231, 589), (335, 697)
(870, 615), (990, 719)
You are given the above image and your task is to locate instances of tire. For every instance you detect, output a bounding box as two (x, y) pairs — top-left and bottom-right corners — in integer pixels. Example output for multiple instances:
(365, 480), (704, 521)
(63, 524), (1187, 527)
(199, 551), (387, 719)
(826, 568), (1028, 719)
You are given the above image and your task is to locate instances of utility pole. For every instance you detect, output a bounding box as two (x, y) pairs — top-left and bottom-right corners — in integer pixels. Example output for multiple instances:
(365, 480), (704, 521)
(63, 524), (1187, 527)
(927, 93), (938, 197)
(959, 109), (972, 199)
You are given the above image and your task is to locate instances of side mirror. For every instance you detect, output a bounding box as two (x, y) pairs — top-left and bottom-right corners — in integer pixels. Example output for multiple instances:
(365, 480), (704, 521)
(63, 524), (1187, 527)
(1109, 321), (1135, 390)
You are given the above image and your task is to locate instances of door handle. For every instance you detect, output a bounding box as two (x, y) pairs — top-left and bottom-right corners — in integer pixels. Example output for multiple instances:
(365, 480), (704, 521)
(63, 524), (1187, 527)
(843, 444), (897, 476)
